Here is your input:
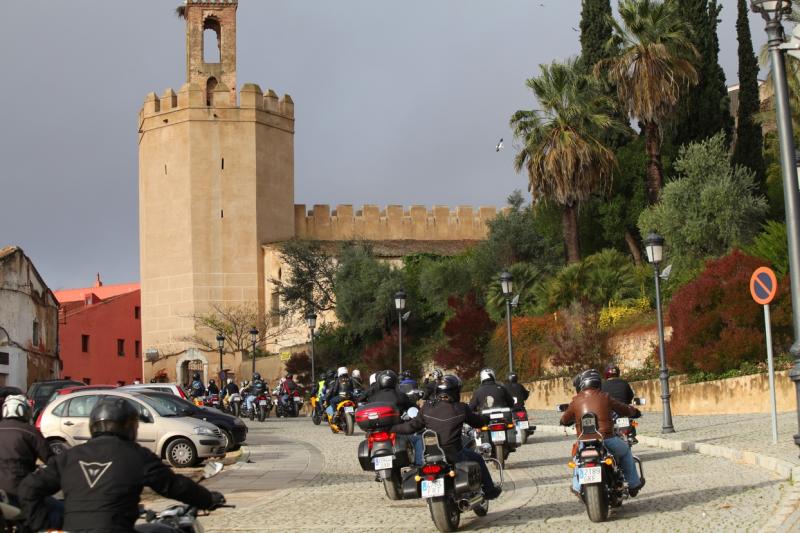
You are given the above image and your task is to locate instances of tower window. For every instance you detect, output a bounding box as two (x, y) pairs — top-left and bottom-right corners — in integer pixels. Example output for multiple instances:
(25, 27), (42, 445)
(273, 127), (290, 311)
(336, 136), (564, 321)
(206, 76), (218, 106)
(81, 335), (90, 353)
(203, 17), (221, 64)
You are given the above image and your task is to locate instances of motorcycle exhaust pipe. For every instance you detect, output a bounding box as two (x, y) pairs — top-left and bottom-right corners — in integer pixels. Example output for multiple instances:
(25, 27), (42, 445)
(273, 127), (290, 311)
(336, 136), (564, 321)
(457, 493), (484, 512)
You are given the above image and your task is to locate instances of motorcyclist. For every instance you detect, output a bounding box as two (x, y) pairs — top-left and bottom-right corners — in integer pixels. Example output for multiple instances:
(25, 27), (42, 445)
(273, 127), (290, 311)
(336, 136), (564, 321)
(189, 372), (206, 398)
(366, 370), (416, 411)
(0, 395), (62, 529)
(390, 375), (502, 500)
(503, 373), (529, 409)
(362, 372), (380, 403)
(279, 374), (299, 410)
(207, 379), (220, 396)
(244, 373), (266, 414)
(222, 377), (239, 398)
(397, 370), (417, 394)
(559, 368), (645, 497)
(311, 372), (326, 399)
(351, 369), (363, 391)
(469, 368), (514, 412)
(324, 367), (354, 419)
(601, 365), (635, 405)
(422, 369), (444, 401)
(18, 397), (225, 532)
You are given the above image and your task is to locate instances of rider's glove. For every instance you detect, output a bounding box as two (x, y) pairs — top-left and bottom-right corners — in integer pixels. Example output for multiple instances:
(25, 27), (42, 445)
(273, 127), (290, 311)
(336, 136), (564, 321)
(631, 408), (642, 419)
(209, 491), (226, 509)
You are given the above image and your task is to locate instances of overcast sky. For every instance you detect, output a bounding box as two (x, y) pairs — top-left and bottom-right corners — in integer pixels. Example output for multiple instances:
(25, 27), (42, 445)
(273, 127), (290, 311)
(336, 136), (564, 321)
(0, 1), (768, 290)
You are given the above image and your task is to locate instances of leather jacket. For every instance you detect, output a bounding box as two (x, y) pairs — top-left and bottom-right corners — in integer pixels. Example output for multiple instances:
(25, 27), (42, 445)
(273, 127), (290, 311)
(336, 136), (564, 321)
(559, 388), (639, 439)
(468, 380), (515, 412)
(0, 418), (51, 496)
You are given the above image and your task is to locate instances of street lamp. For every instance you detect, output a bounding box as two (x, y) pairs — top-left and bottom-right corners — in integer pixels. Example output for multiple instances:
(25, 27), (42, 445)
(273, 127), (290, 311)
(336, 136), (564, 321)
(500, 271), (515, 373)
(306, 311), (317, 384)
(249, 326), (258, 378)
(644, 233), (674, 433)
(395, 290), (407, 373)
(216, 333), (225, 382)
(752, 0), (800, 454)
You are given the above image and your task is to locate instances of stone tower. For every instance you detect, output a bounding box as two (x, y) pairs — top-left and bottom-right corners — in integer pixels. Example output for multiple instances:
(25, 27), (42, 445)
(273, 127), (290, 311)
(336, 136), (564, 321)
(138, 0), (295, 382)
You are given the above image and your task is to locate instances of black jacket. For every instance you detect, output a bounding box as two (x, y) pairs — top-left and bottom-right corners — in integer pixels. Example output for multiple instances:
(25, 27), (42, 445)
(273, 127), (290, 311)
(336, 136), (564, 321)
(223, 382), (239, 396)
(391, 400), (488, 461)
(18, 434), (213, 533)
(0, 418), (51, 496)
(366, 388), (416, 412)
(601, 378), (635, 405)
(469, 380), (515, 412)
(325, 376), (353, 402)
(503, 382), (530, 408)
(362, 382), (380, 402)
(207, 383), (220, 395)
(422, 381), (439, 401)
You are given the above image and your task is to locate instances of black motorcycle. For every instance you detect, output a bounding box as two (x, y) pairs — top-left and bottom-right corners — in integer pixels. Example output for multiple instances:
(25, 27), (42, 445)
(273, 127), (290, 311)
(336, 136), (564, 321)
(356, 403), (415, 500)
(472, 407), (517, 469)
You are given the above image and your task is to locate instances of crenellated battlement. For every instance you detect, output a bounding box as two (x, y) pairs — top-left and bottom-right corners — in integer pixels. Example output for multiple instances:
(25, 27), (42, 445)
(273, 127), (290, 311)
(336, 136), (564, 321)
(139, 82), (294, 122)
(294, 204), (497, 242)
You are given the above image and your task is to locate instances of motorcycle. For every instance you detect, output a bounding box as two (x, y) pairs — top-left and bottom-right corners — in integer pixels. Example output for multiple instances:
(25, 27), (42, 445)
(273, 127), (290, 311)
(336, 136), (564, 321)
(192, 396), (205, 407)
(355, 403), (414, 500)
(614, 398), (646, 447)
(557, 405), (644, 523)
(0, 490), (22, 533)
(310, 395), (323, 425)
(254, 393), (272, 421)
(204, 394), (221, 410)
(225, 393), (242, 417)
(473, 407), (517, 469)
(400, 429), (494, 532)
(326, 391), (356, 435)
(511, 406), (535, 445)
(275, 389), (302, 418)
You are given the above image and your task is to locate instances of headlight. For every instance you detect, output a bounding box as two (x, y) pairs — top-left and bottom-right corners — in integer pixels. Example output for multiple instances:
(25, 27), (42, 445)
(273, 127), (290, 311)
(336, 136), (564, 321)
(193, 426), (216, 436)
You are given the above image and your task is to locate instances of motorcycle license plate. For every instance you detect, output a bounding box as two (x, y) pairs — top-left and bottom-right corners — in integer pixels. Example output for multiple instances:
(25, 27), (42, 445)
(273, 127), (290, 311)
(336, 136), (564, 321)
(578, 467), (602, 485)
(615, 417), (630, 427)
(373, 456), (393, 470)
(517, 421), (529, 430)
(491, 431), (506, 443)
(344, 406), (355, 413)
(294, 397), (303, 402)
(259, 400), (267, 406)
(421, 477), (445, 498)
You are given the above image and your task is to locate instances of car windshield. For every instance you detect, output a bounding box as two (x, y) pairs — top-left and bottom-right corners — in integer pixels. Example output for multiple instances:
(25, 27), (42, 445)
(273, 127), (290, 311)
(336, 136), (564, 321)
(134, 393), (192, 417)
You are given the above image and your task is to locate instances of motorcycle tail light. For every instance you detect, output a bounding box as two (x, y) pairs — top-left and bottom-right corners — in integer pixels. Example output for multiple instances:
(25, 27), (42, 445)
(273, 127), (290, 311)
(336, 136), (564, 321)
(488, 423), (506, 431)
(586, 462), (597, 467)
(421, 465), (442, 475)
(515, 411), (527, 419)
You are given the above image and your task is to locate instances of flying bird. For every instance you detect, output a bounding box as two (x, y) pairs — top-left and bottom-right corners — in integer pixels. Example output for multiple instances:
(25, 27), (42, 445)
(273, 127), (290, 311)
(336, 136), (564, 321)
(496, 138), (504, 152)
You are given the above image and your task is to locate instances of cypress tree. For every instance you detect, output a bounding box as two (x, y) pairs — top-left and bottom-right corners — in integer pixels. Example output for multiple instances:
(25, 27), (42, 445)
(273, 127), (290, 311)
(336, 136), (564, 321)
(579, 0), (613, 72)
(672, 0), (733, 145)
(731, 0), (766, 193)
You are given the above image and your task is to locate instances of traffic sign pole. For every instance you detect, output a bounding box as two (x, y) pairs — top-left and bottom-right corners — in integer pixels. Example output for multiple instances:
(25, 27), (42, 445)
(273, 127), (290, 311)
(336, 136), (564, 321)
(764, 303), (779, 445)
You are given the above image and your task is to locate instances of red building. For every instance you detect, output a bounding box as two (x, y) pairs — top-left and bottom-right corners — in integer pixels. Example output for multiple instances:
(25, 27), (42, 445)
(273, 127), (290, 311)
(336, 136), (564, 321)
(55, 275), (142, 385)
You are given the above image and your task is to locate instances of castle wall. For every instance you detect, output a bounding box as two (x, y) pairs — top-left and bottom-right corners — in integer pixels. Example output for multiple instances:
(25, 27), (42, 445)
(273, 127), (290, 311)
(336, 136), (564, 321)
(294, 204), (496, 241)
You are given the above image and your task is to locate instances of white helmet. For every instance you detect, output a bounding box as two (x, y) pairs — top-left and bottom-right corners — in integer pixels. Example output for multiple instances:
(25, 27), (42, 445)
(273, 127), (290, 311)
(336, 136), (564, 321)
(227, 378), (233, 384)
(352, 369), (361, 379)
(479, 368), (496, 382)
(369, 372), (377, 386)
(2, 395), (30, 421)
(337, 366), (348, 377)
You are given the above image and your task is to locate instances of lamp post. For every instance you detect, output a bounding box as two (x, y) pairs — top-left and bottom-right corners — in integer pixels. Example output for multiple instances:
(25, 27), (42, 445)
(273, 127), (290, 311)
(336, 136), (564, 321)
(216, 333), (225, 382)
(752, 0), (800, 454)
(306, 312), (317, 385)
(249, 327), (258, 378)
(395, 290), (407, 373)
(645, 233), (675, 433)
(500, 271), (515, 373)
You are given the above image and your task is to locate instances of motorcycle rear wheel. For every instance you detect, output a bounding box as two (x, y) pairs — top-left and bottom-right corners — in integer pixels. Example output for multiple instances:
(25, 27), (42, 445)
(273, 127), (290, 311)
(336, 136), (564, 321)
(233, 403), (240, 418)
(249, 408), (255, 421)
(584, 483), (609, 522)
(258, 406), (266, 422)
(312, 409), (322, 425)
(344, 412), (355, 436)
(382, 467), (403, 501)
(265, 404), (271, 418)
(519, 431), (529, 445)
(428, 496), (460, 532)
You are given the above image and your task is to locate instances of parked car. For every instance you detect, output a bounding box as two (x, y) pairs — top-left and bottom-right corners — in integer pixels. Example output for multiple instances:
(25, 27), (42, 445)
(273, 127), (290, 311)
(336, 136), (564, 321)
(136, 390), (247, 452)
(34, 385), (119, 428)
(27, 379), (85, 419)
(119, 382), (189, 400)
(38, 389), (225, 468)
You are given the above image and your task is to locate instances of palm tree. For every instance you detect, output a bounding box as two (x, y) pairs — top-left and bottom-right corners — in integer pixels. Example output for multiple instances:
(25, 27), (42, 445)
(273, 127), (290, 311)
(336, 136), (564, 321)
(599, 0), (698, 205)
(511, 58), (623, 263)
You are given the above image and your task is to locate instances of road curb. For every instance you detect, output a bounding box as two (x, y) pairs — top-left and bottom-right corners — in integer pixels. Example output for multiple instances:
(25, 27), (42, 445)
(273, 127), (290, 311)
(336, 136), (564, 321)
(534, 424), (800, 532)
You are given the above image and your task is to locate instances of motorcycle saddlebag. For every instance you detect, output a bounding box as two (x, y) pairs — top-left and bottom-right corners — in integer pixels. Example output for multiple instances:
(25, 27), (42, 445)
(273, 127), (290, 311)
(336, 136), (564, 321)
(357, 439), (374, 471)
(401, 469), (421, 499)
(355, 403), (399, 432)
(393, 434), (412, 468)
(454, 461), (481, 495)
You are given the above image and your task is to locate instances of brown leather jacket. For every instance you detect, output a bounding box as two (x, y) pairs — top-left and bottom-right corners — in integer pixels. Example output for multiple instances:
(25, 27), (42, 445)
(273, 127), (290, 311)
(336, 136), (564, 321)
(559, 388), (639, 439)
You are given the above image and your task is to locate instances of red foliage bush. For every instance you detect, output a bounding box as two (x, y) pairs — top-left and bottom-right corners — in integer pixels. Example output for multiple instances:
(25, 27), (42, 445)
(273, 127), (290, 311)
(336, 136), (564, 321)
(666, 249), (792, 374)
(486, 314), (559, 378)
(361, 329), (420, 376)
(434, 293), (495, 379)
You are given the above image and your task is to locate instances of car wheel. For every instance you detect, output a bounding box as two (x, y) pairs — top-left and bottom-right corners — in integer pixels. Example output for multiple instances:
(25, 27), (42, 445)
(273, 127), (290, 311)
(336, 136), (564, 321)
(222, 429), (234, 452)
(166, 438), (197, 468)
(48, 438), (70, 456)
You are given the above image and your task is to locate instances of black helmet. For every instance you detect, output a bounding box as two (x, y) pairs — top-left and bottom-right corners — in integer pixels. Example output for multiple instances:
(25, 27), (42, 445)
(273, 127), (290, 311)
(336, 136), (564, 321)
(604, 365), (620, 379)
(508, 373), (518, 384)
(253, 372), (261, 381)
(401, 370), (412, 379)
(89, 397), (139, 441)
(192, 372), (200, 381)
(578, 369), (602, 391)
(327, 370), (336, 380)
(378, 370), (398, 390)
(573, 374), (582, 393)
(437, 375), (462, 401)
(318, 372), (326, 380)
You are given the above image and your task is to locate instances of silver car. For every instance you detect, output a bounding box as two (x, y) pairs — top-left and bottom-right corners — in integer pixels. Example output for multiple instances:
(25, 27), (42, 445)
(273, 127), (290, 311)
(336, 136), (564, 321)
(39, 390), (225, 468)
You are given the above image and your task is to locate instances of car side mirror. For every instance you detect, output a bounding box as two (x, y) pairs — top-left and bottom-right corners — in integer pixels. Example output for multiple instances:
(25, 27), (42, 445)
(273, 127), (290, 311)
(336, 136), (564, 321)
(633, 398), (646, 406)
(140, 410), (154, 423)
(556, 403), (569, 413)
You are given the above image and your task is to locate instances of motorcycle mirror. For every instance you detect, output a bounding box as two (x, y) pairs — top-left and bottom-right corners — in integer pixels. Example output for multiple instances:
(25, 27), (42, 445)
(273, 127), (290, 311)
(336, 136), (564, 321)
(407, 407), (419, 418)
(556, 403), (569, 413)
(633, 398), (646, 406)
(202, 461), (223, 480)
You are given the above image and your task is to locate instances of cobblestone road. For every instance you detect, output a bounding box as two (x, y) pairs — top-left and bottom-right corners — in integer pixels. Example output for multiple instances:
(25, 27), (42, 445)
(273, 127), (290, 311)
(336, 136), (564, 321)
(167, 416), (789, 532)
